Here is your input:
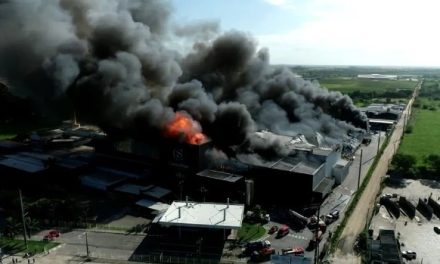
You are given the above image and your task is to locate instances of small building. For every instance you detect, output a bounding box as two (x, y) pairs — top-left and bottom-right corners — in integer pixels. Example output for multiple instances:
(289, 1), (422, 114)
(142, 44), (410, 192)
(158, 200), (244, 245)
(357, 74), (398, 80)
(367, 229), (403, 264)
(159, 200), (244, 231)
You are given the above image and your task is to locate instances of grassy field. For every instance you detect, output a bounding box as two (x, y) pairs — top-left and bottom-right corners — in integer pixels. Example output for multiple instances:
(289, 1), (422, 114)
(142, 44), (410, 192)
(398, 99), (440, 165)
(0, 238), (59, 254)
(319, 78), (417, 93)
(237, 223), (266, 242)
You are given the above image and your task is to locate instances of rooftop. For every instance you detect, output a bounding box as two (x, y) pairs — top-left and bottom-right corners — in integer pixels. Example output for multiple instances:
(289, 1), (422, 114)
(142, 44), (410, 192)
(143, 185), (172, 200)
(0, 156), (47, 173)
(159, 201), (244, 229)
(196, 170), (243, 183)
(368, 119), (396, 125)
(114, 183), (148, 196)
(237, 153), (324, 176)
(136, 199), (170, 212)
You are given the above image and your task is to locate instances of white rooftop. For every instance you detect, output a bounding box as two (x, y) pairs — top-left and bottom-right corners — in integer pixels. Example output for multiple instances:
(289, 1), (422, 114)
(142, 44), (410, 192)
(159, 201), (244, 230)
(136, 199), (170, 212)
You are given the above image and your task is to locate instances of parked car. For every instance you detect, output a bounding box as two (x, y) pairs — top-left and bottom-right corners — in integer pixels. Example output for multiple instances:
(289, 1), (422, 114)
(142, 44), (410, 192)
(260, 247), (275, 256)
(43, 230), (61, 241)
(48, 230), (60, 238)
(250, 247), (275, 262)
(245, 240), (270, 254)
(401, 250), (417, 260)
(330, 210), (340, 219)
(277, 225), (289, 238)
(282, 247), (304, 256)
(268, 225), (279, 234)
(325, 215), (334, 224)
(434, 226), (440, 234)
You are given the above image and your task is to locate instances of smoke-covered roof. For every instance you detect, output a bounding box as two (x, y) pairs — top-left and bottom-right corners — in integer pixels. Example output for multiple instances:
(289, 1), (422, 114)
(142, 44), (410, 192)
(237, 152), (324, 176)
(196, 170), (243, 183)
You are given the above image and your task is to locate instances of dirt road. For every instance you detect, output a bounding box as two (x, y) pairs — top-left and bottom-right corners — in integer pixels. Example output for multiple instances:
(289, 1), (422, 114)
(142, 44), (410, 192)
(331, 81), (421, 263)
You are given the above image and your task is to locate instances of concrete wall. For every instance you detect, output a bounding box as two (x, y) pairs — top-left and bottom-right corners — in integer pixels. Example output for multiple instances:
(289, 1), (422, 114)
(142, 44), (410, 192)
(332, 161), (351, 185)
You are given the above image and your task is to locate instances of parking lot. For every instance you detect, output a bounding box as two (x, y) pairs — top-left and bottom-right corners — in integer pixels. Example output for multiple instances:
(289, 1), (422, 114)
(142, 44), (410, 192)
(370, 179), (440, 264)
(32, 230), (147, 261)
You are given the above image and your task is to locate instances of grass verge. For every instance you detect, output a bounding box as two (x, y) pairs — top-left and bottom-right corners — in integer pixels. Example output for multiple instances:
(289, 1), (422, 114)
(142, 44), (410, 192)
(0, 238), (59, 254)
(237, 223), (266, 242)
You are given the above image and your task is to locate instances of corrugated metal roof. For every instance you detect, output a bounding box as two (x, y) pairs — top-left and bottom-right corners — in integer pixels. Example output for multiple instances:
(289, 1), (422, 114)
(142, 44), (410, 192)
(196, 170), (243, 183)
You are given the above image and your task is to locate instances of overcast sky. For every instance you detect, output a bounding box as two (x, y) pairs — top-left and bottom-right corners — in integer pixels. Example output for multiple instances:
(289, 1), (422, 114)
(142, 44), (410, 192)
(171, 0), (440, 67)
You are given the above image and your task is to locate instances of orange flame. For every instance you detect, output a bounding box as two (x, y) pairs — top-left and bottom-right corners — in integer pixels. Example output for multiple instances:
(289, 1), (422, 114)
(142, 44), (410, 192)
(164, 112), (208, 145)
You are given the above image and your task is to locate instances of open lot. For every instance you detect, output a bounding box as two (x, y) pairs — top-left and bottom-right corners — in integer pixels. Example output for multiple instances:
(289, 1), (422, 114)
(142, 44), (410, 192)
(319, 78), (416, 106)
(319, 78), (416, 94)
(370, 179), (440, 264)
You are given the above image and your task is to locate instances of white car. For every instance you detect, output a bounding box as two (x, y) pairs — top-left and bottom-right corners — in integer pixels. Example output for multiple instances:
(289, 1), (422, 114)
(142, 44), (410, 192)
(401, 250), (417, 260)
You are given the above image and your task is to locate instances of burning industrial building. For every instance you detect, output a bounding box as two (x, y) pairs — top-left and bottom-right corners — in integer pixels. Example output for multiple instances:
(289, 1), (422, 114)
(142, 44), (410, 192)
(0, 0), (368, 205)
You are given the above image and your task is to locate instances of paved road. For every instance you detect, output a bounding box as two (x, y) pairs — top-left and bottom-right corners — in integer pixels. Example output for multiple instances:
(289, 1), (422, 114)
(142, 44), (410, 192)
(331, 81), (421, 263)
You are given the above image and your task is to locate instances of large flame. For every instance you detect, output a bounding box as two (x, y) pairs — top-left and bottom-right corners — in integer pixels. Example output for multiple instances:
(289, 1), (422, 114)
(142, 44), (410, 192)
(164, 112), (208, 145)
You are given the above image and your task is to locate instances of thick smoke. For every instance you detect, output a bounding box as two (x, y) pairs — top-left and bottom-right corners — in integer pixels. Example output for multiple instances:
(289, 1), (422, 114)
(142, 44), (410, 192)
(0, 0), (367, 158)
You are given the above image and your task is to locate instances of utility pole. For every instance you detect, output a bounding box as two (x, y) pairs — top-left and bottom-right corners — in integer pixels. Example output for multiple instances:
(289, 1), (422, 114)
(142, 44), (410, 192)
(357, 149), (363, 190)
(85, 232), (90, 258)
(18, 189), (28, 249)
(377, 132), (381, 157)
(314, 206), (320, 264)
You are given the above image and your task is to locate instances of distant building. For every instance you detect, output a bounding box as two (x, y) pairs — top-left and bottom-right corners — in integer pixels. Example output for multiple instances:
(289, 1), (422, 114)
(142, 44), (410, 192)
(358, 74), (398, 80)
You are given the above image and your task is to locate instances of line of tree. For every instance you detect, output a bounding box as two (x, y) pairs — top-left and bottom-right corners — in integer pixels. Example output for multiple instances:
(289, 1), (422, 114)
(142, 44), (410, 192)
(391, 153), (440, 180)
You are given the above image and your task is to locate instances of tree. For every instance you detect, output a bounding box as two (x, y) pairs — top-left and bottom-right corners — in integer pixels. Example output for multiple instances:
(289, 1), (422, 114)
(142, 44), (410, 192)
(25, 217), (40, 239)
(425, 154), (440, 173)
(392, 153), (416, 173)
(2, 217), (21, 239)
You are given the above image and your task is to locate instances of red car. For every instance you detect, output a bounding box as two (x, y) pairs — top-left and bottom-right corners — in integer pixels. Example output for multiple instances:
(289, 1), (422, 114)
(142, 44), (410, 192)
(49, 230), (60, 238)
(277, 225), (289, 238)
(282, 247), (304, 256)
(43, 230), (60, 241)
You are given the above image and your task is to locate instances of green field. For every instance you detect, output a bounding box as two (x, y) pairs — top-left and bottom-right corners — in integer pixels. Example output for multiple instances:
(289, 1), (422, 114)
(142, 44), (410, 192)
(319, 78), (417, 93)
(398, 99), (440, 164)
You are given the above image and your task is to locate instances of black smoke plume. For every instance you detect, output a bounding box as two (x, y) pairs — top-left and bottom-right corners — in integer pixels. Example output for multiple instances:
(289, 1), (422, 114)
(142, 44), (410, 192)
(0, 0), (367, 157)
